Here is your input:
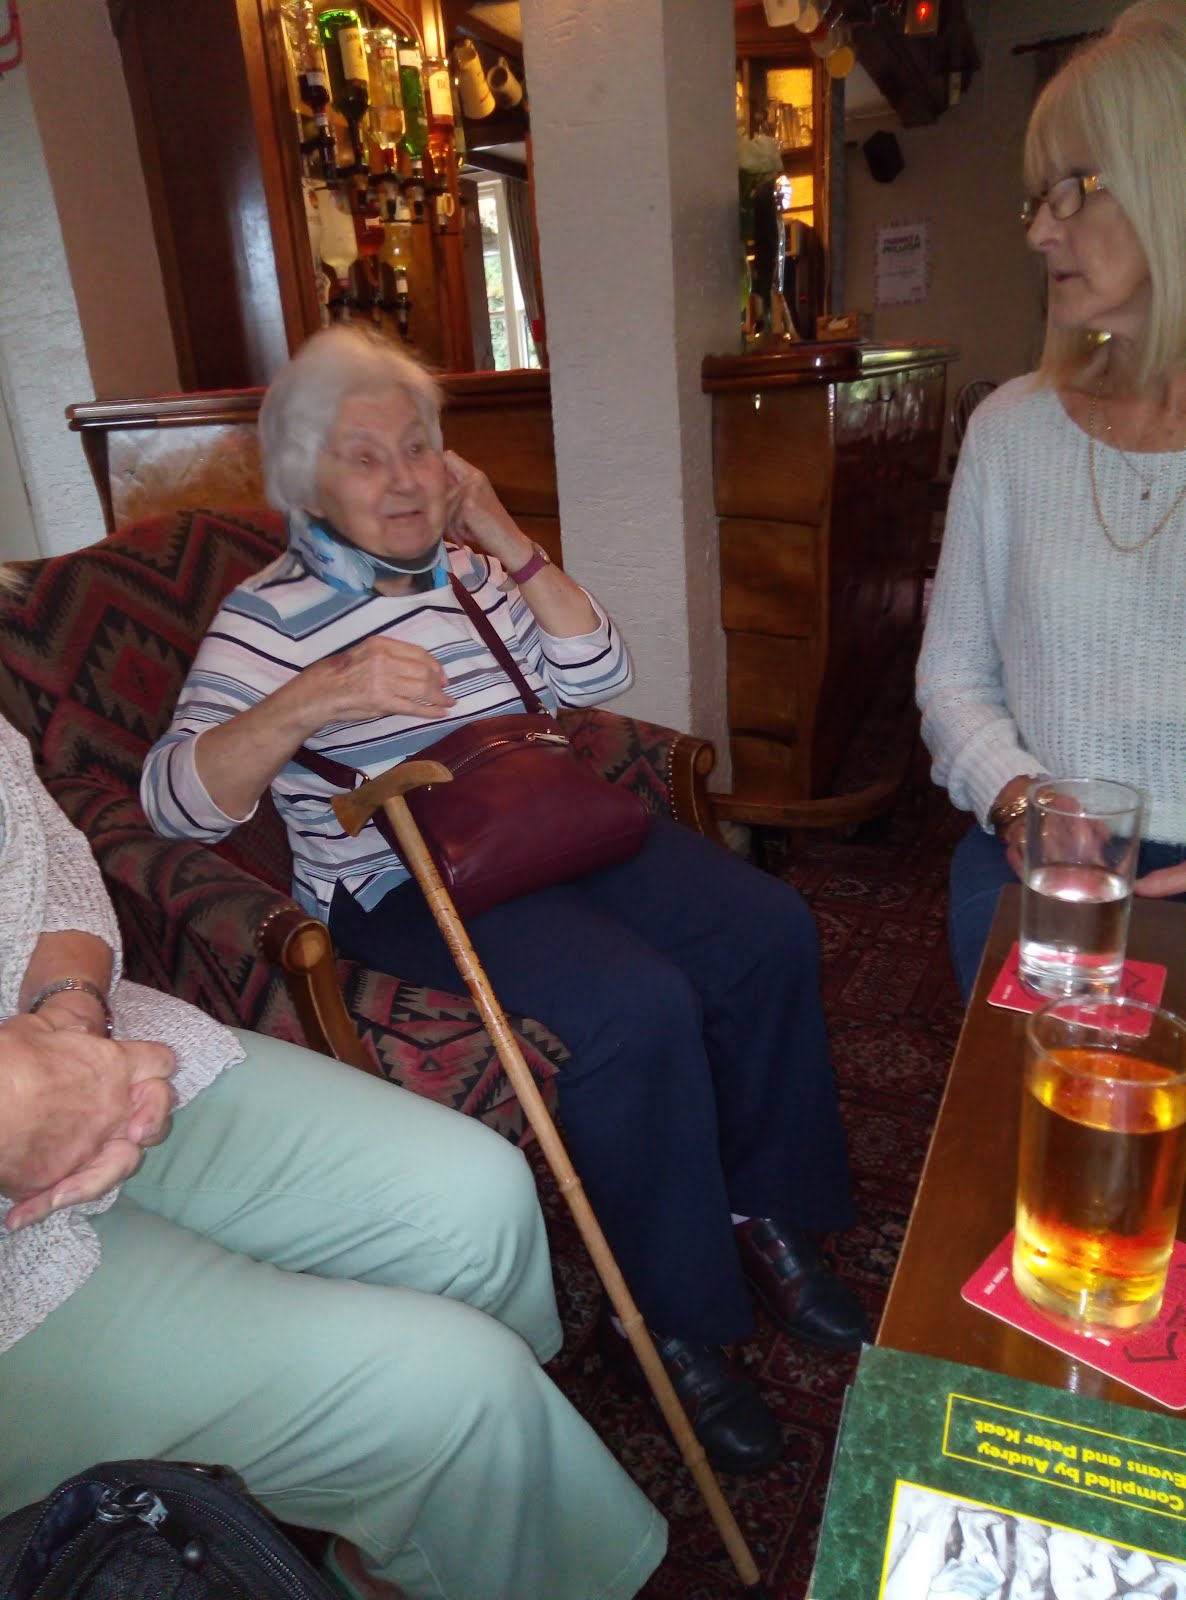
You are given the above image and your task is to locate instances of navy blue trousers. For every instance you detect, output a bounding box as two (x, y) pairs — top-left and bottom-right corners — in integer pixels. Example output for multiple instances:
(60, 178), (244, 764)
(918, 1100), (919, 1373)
(949, 826), (1186, 1004)
(330, 817), (855, 1344)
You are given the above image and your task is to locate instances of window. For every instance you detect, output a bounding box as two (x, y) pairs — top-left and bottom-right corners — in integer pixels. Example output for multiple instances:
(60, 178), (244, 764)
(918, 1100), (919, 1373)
(476, 175), (539, 371)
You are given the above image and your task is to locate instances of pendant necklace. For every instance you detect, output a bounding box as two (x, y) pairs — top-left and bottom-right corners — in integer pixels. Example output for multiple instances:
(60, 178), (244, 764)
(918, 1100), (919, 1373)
(1087, 379), (1186, 553)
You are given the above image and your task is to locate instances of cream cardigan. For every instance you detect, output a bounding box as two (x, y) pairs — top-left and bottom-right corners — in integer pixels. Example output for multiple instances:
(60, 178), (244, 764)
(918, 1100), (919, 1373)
(0, 720), (242, 1354)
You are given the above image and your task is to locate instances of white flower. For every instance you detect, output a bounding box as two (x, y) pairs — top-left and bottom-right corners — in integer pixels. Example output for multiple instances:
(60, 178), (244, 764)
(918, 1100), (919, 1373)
(738, 134), (782, 176)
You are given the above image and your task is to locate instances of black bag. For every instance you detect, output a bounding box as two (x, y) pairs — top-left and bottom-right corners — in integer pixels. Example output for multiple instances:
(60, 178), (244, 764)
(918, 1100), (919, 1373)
(0, 1460), (338, 1600)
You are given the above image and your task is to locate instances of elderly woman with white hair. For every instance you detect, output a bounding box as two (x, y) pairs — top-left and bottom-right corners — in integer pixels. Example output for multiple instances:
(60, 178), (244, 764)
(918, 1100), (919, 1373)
(917, 0), (1186, 1001)
(143, 326), (867, 1479)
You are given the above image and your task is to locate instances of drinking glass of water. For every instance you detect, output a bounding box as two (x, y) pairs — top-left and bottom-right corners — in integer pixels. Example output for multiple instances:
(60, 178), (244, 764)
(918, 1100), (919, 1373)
(1018, 778), (1144, 998)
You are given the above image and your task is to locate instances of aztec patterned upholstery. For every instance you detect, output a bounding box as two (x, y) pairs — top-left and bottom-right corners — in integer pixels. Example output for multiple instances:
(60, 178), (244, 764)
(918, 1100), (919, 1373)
(0, 508), (717, 1144)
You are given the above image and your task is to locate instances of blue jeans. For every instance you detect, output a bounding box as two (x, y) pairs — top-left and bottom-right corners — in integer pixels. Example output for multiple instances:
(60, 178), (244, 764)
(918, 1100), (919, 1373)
(330, 816), (855, 1344)
(948, 827), (1186, 1003)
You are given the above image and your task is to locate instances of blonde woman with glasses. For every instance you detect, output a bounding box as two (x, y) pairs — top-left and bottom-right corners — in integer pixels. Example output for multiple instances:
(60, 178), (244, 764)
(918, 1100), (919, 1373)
(917, 0), (1186, 1000)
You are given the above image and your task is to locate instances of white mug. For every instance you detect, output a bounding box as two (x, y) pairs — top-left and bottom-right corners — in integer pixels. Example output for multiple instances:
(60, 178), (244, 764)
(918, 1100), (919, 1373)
(488, 57), (524, 110)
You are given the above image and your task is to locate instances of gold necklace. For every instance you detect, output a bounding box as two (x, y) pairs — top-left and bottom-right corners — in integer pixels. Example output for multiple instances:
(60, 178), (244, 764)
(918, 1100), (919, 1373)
(1100, 405), (1165, 499)
(1087, 380), (1186, 553)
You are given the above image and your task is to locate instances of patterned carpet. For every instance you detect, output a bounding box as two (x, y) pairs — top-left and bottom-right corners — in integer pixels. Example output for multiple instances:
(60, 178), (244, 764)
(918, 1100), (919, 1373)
(530, 780), (970, 1599)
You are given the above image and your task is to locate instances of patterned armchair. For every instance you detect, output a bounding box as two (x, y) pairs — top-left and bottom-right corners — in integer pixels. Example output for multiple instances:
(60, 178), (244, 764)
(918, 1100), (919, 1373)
(0, 508), (720, 1143)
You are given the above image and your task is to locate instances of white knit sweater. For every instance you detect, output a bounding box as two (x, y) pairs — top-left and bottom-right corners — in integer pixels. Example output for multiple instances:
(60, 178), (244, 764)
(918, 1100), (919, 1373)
(917, 374), (1186, 843)
(0, 721), (243, 1354)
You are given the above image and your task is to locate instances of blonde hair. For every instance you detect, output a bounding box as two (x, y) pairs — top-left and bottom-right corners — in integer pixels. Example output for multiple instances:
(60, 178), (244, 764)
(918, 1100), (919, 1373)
(259, 327), (443, 538)
(1025, 0), (1186, 390)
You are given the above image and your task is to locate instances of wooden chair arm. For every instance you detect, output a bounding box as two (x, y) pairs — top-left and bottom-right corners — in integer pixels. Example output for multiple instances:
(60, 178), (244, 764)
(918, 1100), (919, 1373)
(712, 770), (907, 831)
(667, 731), (723, 844)
(48, 780), (375, 1073)
(254, 903), (375, 1074)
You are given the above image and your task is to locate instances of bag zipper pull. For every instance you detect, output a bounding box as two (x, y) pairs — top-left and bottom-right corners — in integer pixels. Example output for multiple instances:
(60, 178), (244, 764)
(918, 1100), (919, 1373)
(95, 1485), (207, 1569)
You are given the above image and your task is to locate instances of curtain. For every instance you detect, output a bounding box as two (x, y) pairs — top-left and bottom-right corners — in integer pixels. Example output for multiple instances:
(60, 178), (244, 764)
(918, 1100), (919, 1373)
(505, 177), (543, 347)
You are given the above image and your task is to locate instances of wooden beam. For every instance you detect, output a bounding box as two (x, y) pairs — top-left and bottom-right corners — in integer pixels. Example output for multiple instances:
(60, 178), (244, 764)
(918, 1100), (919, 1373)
(461, 147), (526, 180)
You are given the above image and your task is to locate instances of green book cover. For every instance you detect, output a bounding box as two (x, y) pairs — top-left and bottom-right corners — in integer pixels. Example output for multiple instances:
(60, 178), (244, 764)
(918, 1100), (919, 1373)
(808, 1346), (1186, 1598)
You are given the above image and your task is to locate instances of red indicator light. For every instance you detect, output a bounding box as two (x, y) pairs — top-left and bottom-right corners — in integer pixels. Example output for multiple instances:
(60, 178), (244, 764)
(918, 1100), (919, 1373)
(905, 0), (940, 33)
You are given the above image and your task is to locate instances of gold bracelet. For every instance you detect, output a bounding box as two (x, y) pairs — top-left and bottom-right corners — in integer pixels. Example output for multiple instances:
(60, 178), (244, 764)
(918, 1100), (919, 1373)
(27, 977), (114, 1037)
(988, 793), (1030, 839)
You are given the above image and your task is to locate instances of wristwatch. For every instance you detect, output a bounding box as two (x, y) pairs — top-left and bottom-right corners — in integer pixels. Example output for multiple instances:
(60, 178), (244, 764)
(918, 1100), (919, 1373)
(508, 542), (552, 585)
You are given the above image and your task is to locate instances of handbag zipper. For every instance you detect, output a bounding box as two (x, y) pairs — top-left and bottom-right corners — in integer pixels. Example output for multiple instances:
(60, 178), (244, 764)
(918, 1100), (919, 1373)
(27, 1481), (317, 1599)
(445, 729), (569, 778)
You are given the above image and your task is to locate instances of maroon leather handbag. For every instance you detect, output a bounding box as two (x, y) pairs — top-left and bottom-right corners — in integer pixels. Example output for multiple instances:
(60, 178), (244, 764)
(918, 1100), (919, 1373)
(295, 577), (650, 920)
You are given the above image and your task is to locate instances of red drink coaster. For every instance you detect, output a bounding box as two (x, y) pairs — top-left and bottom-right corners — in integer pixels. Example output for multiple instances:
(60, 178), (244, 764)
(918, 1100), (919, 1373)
(962, 1232), (1186, 1409)
(987, 942), (1167, 1032)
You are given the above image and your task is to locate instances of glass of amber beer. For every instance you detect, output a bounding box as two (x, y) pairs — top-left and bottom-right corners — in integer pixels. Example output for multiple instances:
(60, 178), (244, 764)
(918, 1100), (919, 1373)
(1014, 997), (1186, 1333)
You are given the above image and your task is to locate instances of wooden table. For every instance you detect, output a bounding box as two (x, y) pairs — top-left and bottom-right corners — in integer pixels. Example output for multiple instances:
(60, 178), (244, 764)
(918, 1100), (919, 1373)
(877, 884), (1186, 1414)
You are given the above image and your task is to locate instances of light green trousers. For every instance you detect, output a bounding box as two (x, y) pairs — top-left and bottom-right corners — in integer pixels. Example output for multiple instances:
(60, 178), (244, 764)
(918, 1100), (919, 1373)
(0, 1032), (665, 1600)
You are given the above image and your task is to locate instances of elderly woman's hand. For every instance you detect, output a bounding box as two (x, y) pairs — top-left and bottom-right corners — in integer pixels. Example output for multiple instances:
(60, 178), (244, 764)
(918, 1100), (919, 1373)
(1, 1013), (176, 1230)
(305, 636), (456, 724)
(442, 451), (535, 574)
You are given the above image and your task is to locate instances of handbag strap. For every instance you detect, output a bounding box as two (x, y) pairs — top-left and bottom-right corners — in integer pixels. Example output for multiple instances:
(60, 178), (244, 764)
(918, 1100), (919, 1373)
(290, 742), (360, 788)
(448, 573), (547, 716)
(288, 741), (403, 858)
(289, 572), (547, 826)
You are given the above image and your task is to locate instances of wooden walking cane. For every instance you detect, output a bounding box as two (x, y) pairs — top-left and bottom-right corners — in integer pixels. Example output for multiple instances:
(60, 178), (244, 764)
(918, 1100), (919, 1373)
(334, 761), (769, 1597)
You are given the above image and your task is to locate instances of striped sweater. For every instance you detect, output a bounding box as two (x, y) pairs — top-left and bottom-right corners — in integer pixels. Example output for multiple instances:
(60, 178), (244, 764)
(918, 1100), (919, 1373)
(141, 543), (633, 920)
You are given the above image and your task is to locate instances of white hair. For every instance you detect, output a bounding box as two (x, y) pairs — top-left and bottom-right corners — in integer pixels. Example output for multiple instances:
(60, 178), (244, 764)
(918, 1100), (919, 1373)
(1026, 0), (1186, 389)
(259, 327), (444, 534)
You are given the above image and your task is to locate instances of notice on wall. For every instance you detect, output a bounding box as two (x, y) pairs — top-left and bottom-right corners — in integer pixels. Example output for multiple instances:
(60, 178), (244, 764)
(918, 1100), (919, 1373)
(874, 219), (931, 308)
(0, 1), (21, 75)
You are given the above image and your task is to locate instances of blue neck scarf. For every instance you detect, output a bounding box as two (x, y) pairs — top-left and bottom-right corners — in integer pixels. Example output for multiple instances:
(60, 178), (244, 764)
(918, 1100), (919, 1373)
(289, 514), (450, 595)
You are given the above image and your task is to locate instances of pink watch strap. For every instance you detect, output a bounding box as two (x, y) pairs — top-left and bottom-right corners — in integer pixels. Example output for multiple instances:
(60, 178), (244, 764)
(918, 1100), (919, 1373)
(509, 544), (550, 585)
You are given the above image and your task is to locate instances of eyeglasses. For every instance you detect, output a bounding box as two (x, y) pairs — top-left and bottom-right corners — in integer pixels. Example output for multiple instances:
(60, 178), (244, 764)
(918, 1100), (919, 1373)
(1020, 172), (1107, 228)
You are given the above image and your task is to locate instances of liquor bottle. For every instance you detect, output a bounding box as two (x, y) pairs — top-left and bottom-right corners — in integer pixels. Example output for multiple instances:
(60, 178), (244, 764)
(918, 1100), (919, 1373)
(424, 57), (454, 187)
(330, 108), (355, 175)
(424, 58), (454, 126)
(379, 220), (414, 340)
(356, 176), (386, 258)
(320, 182), (361, 298)
(278, 5), (304, 120)
(454, 39), (494, 120)
(406, 159), (427, 222)
(317, 7), (369, 170)
(395, 33), (429, 160)
(366, 27), (404, 170)
(301, 181), (331, 326)
(450, 72), (468, 159)
(380, 173), (401, 221)
(285, 0), (336, 181)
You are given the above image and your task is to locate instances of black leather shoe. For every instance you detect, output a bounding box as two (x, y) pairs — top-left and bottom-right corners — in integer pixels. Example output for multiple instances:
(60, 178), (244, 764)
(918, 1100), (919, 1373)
(598, 1310), (783, 1475)
(735, 1218), (869, 1352)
